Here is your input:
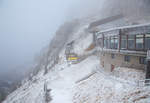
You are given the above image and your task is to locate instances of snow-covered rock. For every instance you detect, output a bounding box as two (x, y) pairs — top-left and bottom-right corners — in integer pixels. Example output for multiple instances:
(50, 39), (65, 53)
(3, 53), (150, 103)
(3, 7), (150, 103)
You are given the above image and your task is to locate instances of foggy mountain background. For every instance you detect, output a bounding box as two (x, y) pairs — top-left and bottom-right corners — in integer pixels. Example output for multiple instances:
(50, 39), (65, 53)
(0, 0), (105, 83)
(0, 0), (150, 92)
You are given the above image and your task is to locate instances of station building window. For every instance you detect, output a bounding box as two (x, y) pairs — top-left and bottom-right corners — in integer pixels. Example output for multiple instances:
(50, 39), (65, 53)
(110, 37), (114, 49)
(111, 53), (115, 59)
(121, 35), (127, 49)
(128, 35), (135, 49)
(114, 36), (118, 49)
(110, 36), (118, 49)
(107, 37), (111, 49)
(124, 55), (131, 62)
(104, 37), (111, 49)
(145, 34), (150, 50)
(139, 57), (146, 65)
(136, 35), (144, 50)
(104, 37), (107, 48)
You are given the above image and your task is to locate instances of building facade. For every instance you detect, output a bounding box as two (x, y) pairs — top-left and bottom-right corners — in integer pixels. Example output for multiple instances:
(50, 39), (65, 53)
(95, 24), (150, 72)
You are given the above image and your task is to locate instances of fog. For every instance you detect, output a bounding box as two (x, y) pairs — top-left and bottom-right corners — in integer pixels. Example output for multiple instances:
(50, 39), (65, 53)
(0, 0), (150, 81)
(0, 0), (103, 80)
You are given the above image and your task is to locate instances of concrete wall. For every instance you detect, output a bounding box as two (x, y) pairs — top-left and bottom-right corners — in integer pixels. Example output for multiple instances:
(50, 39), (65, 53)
(99, 52), (146, 72)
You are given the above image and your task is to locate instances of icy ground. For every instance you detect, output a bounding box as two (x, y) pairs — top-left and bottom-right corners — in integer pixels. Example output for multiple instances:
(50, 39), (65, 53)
(45, 56), (99, 103)
(3, 55), (150, 103)
(3, 18), (150, 103)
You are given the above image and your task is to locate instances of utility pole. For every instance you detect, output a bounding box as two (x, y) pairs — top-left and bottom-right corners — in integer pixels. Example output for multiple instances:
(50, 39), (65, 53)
(44, 82), (52, 103)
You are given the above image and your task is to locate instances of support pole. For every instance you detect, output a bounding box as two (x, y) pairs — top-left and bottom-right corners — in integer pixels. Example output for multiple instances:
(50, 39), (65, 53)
(118, 29), (121, 52)
(146, 50), (150, 84)
(146, 61), (150, 79)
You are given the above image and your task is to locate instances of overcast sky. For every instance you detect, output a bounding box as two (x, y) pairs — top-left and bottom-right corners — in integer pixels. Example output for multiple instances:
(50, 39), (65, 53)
(0, 0), (102, 77)
(0, 0), (149, 80)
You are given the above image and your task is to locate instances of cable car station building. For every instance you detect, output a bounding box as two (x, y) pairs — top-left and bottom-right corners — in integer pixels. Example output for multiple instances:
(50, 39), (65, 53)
(95, 24), (150, 73)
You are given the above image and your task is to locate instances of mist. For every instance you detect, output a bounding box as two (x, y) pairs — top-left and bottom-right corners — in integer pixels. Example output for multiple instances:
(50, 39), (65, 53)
(0, 0), (70, 79)
(0, 0), (150, 81)
(0, 0), (104, 81)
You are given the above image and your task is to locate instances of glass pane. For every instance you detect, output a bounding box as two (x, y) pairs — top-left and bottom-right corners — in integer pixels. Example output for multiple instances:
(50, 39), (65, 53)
(111, 53), (115, 59)
(107, 38), (110, 49)
(128, 35), (135, 49)
(110, 37), (114, 49)
(139, 57), (146, 65)
(104, 38), (107, 48)
(121, 35), (127, 49)
(136, 35), (143, 49)
(124, 55), (130, 62)
(145, 34), (150, 50)
(114, 36), (118, 49)
(106, 38), (109, 48)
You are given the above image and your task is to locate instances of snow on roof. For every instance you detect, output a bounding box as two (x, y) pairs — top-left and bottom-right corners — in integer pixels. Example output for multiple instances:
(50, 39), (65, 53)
(97, 23), (150, 35)
(89, 14), (124, 29)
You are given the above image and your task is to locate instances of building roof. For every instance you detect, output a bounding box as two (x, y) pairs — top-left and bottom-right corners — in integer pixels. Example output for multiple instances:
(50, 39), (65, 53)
(88, 14), (124, 29)
(97, 23), (150, 35)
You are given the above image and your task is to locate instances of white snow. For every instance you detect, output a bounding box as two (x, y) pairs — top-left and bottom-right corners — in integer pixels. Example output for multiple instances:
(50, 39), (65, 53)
(4, 54), (150, 103)
(68, 23), (93, 55)
(46, 56), (99, 103)
(3, 18), (150, 103)
(73, 68), (150, 103)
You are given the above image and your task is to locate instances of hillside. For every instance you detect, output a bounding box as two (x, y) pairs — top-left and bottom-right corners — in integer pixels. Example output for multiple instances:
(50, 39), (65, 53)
(3, 14), (150, 102)
(2, 0), (150, 102)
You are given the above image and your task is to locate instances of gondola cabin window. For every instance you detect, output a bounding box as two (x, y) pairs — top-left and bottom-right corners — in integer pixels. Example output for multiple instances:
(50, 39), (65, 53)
(121, 35), (127, 49)
(145, 34), (150, 50)
(136, 34), (144, 50)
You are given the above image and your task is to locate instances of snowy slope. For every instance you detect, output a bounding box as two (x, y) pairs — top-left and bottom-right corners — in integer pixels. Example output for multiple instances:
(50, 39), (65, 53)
(3, 54), (99, 103)
(73, 71), (150, 103)
(3, 13), (150, 103)
(4, 53), (150, 103)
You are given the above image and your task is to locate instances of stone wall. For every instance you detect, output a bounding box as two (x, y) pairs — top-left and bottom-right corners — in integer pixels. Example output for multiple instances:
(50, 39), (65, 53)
(99, 52), (146, 72)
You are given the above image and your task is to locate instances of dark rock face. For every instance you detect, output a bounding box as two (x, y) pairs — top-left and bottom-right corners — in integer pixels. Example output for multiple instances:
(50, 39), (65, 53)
(0, 80), (10, 102)
(0, 79), (20, 102)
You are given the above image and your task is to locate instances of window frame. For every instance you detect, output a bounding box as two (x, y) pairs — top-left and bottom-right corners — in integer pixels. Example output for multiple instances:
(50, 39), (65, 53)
(114, 35), (118, 49)
(145, 33), (150, 50)
(109, 35), (118, 49)
(121, 35), (127, 50)
(139, 57), (146, 65)
(111, 53), (115, 59)
(135, 34), (144, 51)
(124, 55), (131, 62)
(127, 35), (136, 50)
